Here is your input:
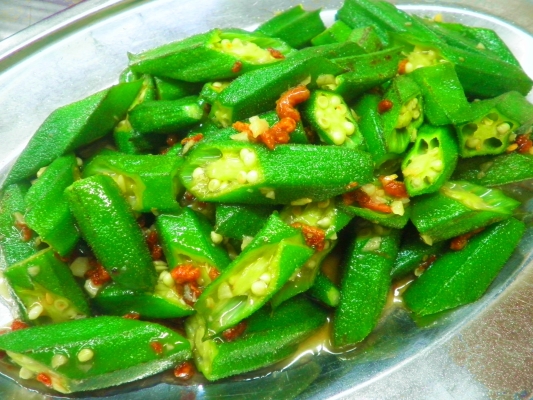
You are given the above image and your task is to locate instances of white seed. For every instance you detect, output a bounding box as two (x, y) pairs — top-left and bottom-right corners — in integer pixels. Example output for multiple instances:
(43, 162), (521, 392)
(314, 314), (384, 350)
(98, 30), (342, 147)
(362, 237), (382, 252)
(330, 95), (341, 107)
(210, 231), (224, 244)
(497, 123), (511, 135)
(28, 303), (44, 320)
(240, 149), (257, 166)
(192, 167), (205, 179)
(208, 179), (221, 191)
(84, 279), (100, 298)
(466, 137), (481, 149)
(52, 354), (68, 369)
(153, 260), (168, 272)
(361, 184), (376, 196)
(251, 280), (268, 296)
(246, 170), (259, 184)
(76, 157), (83, 167)
(412, 110), (421, 119)
(331, 130), (346, 145)
(343, 121), (355, 135)
(431, 159), (444, 171)
(19, 367), (34, 380)
(317, 95), (329, 109)
(27, 266), (40, 277)
(317, 217), (331, 229)
(77, 348), (94, 362)
(259, 273), (271, 283)
(70, 257), (90, 278)
(220, 181), (229, 191)
(411, 177), (423, 188)
(237, 170), (248, 184)
(218, 282), (233, 299)
(404, 62), (414, 74)
(318, 117), (330, 129)
(36, 166), (48, 178)
(54, 299), (69, 311)
(160, 271), (175, 287)
(391, 200), (405, 216)
(265, 190), (276, 199)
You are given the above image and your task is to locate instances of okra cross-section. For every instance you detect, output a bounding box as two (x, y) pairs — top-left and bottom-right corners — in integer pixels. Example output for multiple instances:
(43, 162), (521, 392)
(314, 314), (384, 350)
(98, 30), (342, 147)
(65, 175), (157, 292)
(0, 316), (191, 393)
(180, 141), (374, 204)
(194, 213), (313, 337)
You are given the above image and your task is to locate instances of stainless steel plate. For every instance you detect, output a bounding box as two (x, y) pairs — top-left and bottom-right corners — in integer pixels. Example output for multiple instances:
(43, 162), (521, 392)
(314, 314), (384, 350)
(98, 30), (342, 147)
(0, 1), (532, 399)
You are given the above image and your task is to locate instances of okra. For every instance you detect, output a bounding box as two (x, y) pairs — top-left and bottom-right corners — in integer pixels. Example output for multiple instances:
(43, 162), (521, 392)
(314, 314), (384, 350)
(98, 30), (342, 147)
(348, 26), (383, 53)
(128, 96), (205, 135)
(404, 218), (525, 316)
(194, 213), (313, 337)
(83, 152), (184, 213)
(255, 5), (326, 49)
(154, 76), (202, 101)
(199, 81), (231, 105)
(410, 181), (521, 244)
(215, 203), (276, 240)
(210, 55), (345, 126)
(309, 272), (340, 307)
(302, 90), (364, 148)
(112, 119), (165, 155)
(0, 183), (37, 269)
(311, 20), (354, 46)
(180, 141), (374, 204)
(4, 81), (143, 186)
(4, 248), (90, 324)
(24, 154), (80, 256)
(0, 316), (191, 393)
(401, 125), (458, 197)
(129, 29), (296, 82)
(333, 222), (401, 347)
(186, 295), (327, 381)
(65, 175), (157, 292)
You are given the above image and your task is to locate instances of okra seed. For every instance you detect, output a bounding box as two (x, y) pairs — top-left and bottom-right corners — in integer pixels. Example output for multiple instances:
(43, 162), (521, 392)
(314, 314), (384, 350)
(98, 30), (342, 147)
(330, 96), (341, 107)
(331, 130), (346, 145)
(335, 104), (347, 115)
(84, 280), (100, 298)
(481, 117), (493, 126)
(54, 299), (69, 311)
(52, 354), (68, 369)
(28, 303), (44, 320)
(19, 367), (34, 380)
(404, 62), (414, 74)
(497, 123), (511, 135)
(306, 260), (317, 269)
(206, 297), (215, 309)
(251, 280), (268, 296)
(431, 159), (444, 171)
(318, 117), (330, 129)
(317, 217), (331, 229)
(237, 170), (247, 184)
(361, 184), (376, 195)
(343, 121), (355, 135)
(77, 349), (94, 362)
(391, 201), (405, 216)
(242, 150), (257, 167)
(192, 167), (205, 179)
(70, 257), (90, 277)
(412, 177), (423, 188)
(45, 293), (54, 305)
(260, 273), (271, 283)
(317, 96), (329, 109)
(208, 179), (221, 191)
(218, 282), (233, 299)
(246, 170), (259, 184)
(160, 271), (174, 287)
(211, 231), (224, 244)
(220, 181), (229, 191)
(153, 260), (168, 272)
(27, 266), (40, 277)
(467, 137), (481, 149)
(412, 110), (421, 119)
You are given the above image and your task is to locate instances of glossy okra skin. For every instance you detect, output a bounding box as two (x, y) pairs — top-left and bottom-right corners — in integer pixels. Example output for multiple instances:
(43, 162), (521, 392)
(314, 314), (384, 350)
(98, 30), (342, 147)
(4, 248), (90, 324)
(255, 5), (326, 49)
(154, 77), (202, 101)
(4, 81), (143, 187)
(410, 181), (521, 244)
(0, 316), (191, 393)
(194, 213), (313, 337)
(309, 272), (340, 307)
(83, 152), (184, 213)
(129, 29), (296, 82)
(402, 124), (458, 197)
(215, 203), (276, 240)
(180, 141), (374, 204)
(404, 218), (525, 316)
(302, 90), (363, 148)
(24, 154), (80, 256)
(339, 200), (411, 230)
(186, 295), (327, 381)
(65, 175), (157, 292)
(0, 183), (37, 269)
(211, 55), (345, 126)
(311, 20), (354, 46)
(333, 222), (401, 347)
(348, 26), (383, 53)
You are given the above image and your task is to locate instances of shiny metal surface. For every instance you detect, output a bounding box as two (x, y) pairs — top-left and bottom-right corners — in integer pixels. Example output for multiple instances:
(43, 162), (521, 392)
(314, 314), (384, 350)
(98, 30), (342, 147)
(0, 1), (532, 399)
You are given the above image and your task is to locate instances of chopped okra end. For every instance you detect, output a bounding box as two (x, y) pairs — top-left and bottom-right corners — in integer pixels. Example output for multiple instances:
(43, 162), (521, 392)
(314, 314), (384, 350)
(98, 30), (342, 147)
(313, 92), (356, 145)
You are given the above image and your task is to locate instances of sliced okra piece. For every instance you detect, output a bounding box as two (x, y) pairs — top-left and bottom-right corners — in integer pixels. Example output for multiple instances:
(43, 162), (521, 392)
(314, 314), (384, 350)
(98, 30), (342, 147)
(309, 272), (340, 307)
(93, 282), (194, 319)
(211, 55), (345, 126)
(129, 29), (296, 82)
(65, 175), (157, 292)
(0, 183), (38, 269)
(128, 96), (205, 135)
(0, 316), (191, 393)
(302, 90), (363, 148)
(112, 119), (166, 155)
(194, 213), (313, 337)
(410, 181), (521, 245)
(153, 76), (202, 101)
(199, 81), (231, 105)
(402, 124), (459, 197)
(333, 221), (401, 347)
(404, 218), (525, 316)
(329, 47), (405, 102)
(215, 203), (276, 240)
(380, 75), (424, 154)
(409, 62), (471, 126)
(347, 26), (383, 53)
(4, 248), (90, 324)
(339, 178), (411, 229)
(295, 40), (371, 60)
(24, 154), (80, 256)
(4, 81), (143, 186)
(255, 5), (326, 49)
(83, 152), (184, 214)
(390, 225), (448, 280)
(180, 141), (374, 204)
(186, 295), (327, 381)
(452, 152), (533, 187)
(311, 20), (354, 46)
